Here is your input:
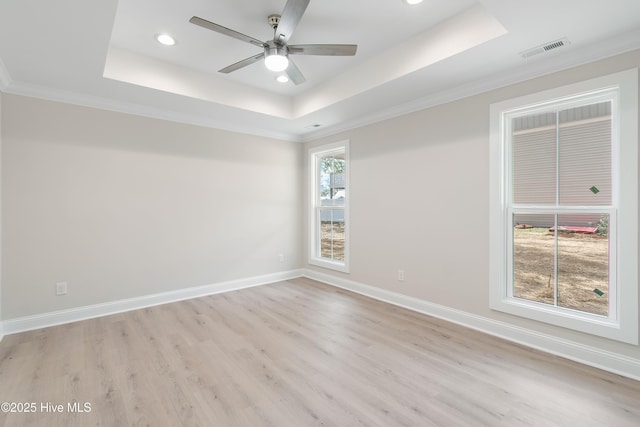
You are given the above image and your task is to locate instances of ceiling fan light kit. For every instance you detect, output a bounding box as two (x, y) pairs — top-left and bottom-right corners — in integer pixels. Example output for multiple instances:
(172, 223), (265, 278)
(189, 0), (357, 85)
(264, 44), (290, 71)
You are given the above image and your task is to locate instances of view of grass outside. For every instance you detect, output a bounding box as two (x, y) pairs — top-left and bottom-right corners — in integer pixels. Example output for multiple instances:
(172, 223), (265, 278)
(320, 221), (345, 261)
(513, 227), (609, 316)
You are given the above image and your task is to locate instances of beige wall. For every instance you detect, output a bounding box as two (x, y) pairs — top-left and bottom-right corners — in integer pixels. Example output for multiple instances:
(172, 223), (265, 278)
(305, 49), (640, 360)
(0, 91), (3, 329)
(1, 95), (302, 319)
(1, 49), (639, 366)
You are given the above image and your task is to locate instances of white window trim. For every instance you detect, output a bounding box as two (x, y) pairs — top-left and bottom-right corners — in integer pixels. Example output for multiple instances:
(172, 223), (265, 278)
(309, 141), (350, 273)
(489, 69), (638, 344)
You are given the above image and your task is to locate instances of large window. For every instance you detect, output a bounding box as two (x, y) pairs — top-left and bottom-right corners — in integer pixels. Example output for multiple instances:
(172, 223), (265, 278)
(490, 70), (638, 344)
(309, 141), (349, 272)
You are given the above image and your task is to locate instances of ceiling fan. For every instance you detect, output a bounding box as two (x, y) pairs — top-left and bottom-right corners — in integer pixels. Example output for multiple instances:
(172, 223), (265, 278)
(189, 0), (357, 85)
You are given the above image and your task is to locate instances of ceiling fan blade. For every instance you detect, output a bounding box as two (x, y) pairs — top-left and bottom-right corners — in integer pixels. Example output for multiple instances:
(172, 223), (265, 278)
(219, 52), (265, 73)
(288, 44), (358, 56)
(274, 0), (310, 43)
(285, 58), (306, 85)
(190, 16), (265, 48)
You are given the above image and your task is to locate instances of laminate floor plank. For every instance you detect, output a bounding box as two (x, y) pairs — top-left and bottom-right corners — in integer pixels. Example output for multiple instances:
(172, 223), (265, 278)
(1, 278), (639, 426)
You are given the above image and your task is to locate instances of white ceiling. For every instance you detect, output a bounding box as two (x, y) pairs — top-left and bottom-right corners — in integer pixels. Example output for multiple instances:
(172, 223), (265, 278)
(1, 0), (640, 141)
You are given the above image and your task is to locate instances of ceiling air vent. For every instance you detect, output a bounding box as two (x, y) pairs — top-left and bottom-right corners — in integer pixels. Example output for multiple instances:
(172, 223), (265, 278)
(520, 38), (570, 59)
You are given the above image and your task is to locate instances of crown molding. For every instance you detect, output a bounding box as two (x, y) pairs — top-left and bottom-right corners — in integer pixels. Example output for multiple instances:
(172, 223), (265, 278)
(2, 80), (302, 142)
(301, 29), (640, 142)
(3, 30), (639, 144)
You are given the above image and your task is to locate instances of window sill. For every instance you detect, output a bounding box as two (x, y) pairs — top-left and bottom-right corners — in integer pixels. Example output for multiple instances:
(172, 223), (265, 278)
(490, 295), (637, 344)
(309, 257), (350, 274)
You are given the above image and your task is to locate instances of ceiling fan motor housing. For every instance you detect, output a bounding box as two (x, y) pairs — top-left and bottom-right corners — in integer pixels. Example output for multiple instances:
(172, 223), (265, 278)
(265, 40), (288, 55)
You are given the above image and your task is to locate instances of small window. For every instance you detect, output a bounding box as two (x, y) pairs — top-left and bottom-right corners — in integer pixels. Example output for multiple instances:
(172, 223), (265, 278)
(490, 69), (638, 344)
(309, 141), (349, 272)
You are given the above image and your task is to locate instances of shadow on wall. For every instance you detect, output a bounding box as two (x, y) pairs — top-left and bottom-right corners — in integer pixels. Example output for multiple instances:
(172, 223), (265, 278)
(3, 94), (298, 164)
(342, 92), (489, 161)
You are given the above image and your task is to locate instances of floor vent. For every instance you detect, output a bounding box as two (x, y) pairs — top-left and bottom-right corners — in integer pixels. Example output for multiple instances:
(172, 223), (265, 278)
(520, 38), (570, 59)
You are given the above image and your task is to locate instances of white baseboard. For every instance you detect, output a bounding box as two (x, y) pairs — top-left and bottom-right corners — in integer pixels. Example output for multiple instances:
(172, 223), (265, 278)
(0, 269), (304, 336)
(303, 269), (640, 381)
(2, 268), (638, 381)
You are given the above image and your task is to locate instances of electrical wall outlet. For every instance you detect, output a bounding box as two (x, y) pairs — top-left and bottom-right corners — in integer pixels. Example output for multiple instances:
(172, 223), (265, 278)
(397, 270), (405, 282)
(56, 282), (68, 296)
(279, 253), (285, 262)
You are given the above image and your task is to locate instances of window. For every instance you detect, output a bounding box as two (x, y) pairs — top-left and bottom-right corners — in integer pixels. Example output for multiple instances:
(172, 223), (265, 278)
(309, 141), (349, 272)
(490, 69), (638, 344)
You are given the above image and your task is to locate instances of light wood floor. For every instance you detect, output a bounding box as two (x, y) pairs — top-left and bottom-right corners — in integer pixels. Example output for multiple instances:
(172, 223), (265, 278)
(1, 278), (639, 426)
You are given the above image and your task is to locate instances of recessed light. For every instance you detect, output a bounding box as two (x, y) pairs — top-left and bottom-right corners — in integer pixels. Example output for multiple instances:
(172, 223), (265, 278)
(276, 75), (290, 83)
(403, 0), (424, 5)
(156, 33), (176, 46)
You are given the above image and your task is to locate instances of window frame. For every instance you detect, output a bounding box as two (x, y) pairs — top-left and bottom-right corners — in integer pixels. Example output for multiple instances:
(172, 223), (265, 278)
(489, 69), (638, 344)
(309, 141), (350, 273)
